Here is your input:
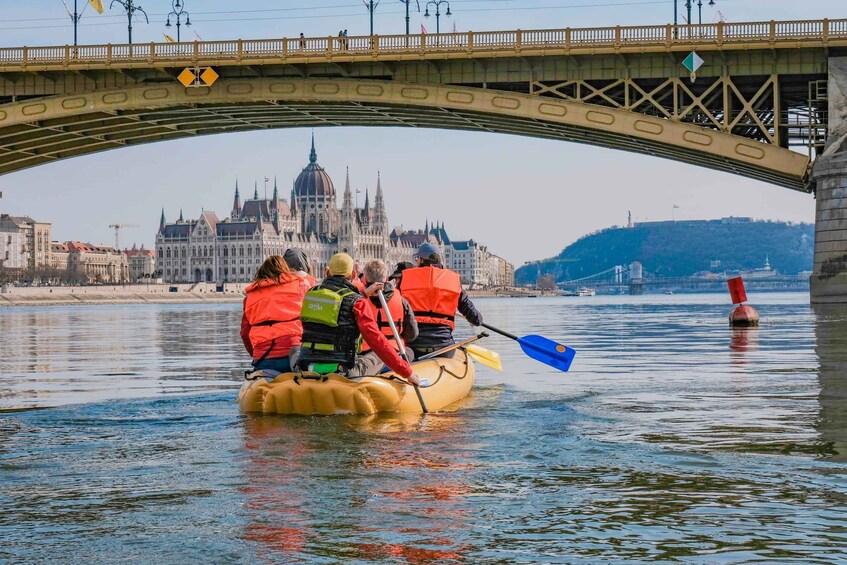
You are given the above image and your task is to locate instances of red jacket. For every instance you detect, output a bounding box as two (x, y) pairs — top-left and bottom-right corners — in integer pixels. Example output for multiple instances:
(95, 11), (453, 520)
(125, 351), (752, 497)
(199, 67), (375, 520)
(352, 298), (413, 378)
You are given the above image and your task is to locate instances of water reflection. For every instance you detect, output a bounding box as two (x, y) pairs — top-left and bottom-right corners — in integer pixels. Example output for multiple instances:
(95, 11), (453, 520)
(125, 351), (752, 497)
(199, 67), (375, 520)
(0, 304), (245, 410)
(813, 305), (847, 462)
(729, 327), (759, 367)
(238, 408), (474, 562)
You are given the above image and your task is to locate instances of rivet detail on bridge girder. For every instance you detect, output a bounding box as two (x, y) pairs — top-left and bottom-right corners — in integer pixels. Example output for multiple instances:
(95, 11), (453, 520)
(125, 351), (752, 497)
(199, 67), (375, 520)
(357, 84), (384, 96)
(401, 87), (429, 100)
(446, 91), (474, 104)
(492, 97), (520, 110)
(735, 143), (765, 160)
(538, 103), (566, 117)
(227, 84), (253, 95)
(683, 130), (713, 146)
(22, 103), (46, 116)
(270, 83), (296, 94)
(313, 83), (340, 94)
(586, 111), (614, 125)
(634, 120), (663, 135)
(143, 88), (169, 100)
(62, 98), (87, 110)
(102, 92), (128, 105)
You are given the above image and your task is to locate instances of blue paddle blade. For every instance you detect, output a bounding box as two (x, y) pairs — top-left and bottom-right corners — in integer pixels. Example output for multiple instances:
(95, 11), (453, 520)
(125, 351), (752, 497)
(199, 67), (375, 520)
(517, 334), (576, 372)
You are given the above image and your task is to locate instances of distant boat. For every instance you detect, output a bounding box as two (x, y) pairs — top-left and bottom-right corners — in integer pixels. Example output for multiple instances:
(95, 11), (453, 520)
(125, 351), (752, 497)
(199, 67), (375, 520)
(577, 287), (596, 297)
(663, 289), (674, 295)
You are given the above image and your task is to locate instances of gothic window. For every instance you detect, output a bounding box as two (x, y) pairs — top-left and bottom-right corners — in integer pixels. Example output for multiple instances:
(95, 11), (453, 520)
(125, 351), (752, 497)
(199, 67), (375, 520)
(239, 246), (244, 256)
(223, 247), (228, 257)
(166, 249), (171, 258)
(247, 247), (252, 257)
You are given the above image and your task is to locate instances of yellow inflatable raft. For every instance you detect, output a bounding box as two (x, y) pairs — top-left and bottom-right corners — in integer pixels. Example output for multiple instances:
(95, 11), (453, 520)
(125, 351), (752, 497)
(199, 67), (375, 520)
(238, 350), (475, 415)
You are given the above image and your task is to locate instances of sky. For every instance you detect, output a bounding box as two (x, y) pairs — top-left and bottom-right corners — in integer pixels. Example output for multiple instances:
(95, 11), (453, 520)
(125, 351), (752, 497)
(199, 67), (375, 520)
(0, 1), (841, 266)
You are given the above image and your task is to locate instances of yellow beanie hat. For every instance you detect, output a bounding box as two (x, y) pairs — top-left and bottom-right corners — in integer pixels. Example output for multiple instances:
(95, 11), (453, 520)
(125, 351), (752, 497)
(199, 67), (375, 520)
(327, 253), (354, 277)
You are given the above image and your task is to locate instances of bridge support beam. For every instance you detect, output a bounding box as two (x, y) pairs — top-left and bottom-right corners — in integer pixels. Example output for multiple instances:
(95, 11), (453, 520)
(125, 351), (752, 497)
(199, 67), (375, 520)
(811, 57), (847, 304)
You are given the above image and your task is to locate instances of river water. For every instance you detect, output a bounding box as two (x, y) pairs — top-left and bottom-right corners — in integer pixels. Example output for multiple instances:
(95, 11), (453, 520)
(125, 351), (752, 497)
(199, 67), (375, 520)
(0, 293), (845, 563)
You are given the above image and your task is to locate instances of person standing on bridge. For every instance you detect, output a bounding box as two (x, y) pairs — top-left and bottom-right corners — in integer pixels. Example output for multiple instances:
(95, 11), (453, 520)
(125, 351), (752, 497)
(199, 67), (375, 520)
(403, 243), (483, 359)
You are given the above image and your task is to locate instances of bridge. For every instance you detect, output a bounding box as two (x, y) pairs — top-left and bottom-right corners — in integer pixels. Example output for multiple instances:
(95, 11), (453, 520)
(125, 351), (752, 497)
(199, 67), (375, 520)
(557, 265), (809, 295)
(1, 18), (847, 302)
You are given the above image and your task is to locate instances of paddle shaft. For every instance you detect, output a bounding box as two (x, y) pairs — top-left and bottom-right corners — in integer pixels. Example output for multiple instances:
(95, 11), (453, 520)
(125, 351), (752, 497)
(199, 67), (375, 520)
(376, 290), (428, 414)
(480, 322), (519, 341)
(418, 333), (488, 361)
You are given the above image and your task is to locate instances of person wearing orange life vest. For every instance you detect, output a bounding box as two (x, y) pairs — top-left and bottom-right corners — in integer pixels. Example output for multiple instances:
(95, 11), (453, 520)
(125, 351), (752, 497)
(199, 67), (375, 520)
(403, 242), (483, 359)
(357, 259), (418, 373)
(283, 247), (317, 288)
(240, 255), (312, 375)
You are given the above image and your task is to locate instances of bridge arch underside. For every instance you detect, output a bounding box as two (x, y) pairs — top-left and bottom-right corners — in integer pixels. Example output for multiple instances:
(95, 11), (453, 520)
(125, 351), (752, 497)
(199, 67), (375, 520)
(0, 79), (810, 190)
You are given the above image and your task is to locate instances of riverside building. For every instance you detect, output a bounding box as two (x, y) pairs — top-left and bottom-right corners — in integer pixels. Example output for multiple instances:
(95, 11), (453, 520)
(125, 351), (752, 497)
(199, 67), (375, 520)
(156, 138), (514, 288)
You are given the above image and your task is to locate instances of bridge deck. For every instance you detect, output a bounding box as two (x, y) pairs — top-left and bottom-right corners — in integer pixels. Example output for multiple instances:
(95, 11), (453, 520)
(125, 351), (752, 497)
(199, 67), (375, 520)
(1, 18), (846, 71)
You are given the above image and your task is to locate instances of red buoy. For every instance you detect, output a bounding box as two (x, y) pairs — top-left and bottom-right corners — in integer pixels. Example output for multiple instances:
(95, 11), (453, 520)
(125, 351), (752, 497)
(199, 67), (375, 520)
(729, 304), (760, 327)
(726, 277), (759, 327)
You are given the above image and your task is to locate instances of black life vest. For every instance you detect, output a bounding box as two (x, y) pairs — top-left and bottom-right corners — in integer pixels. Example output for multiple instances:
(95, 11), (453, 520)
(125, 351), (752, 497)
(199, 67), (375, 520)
(298, 276), (361, 371)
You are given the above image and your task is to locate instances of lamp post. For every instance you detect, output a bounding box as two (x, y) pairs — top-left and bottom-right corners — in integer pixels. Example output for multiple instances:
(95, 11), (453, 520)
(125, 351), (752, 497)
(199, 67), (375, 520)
(110, 0), (149, 44)
(165, 0), (191, 42)
(424, 0), (451, 35)
(365, 0), (380, 38)
(685, 0), (715, 26)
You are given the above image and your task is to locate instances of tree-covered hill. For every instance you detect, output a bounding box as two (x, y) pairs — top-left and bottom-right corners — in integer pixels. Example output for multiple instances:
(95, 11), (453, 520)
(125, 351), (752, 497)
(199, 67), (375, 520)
(515, 219), (814, 285)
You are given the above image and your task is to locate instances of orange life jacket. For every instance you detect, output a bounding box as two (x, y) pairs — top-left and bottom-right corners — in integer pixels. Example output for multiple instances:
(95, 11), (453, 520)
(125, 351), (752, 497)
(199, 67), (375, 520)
(400, 266), (461, 330)
(352, 275), (366, 292)
(360, 290), (405, 352)
(243, 275), (310, 350)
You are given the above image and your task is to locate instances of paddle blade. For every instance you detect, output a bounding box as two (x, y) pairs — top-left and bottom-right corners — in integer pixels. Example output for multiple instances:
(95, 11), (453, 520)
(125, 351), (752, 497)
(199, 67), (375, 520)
(517, 334), (576, 372)
(465, 344), (503, 372)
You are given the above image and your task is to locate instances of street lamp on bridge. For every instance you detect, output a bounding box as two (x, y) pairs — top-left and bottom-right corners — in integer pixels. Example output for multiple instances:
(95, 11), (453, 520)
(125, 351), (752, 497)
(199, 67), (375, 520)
(679, 0), (715, 27)
(365, 0), (380, 38)
(165, 0), (191, 43)
(424, 0), (452, 35)
(110, 0), (149, 44)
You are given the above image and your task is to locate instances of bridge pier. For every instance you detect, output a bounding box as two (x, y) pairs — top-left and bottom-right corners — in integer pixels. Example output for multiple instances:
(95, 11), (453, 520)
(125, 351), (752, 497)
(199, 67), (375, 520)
(811, 56), (847, 304)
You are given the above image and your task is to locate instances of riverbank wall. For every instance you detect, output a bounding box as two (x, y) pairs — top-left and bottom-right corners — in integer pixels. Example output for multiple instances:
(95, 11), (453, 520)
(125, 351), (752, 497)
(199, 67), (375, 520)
(0, 283), (246, 307)
(0, 283), (540, 307)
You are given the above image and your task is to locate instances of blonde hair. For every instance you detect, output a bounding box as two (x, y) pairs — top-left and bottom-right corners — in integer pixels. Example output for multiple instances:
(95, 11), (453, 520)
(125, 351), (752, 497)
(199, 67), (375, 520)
(253, 255), (292, 283)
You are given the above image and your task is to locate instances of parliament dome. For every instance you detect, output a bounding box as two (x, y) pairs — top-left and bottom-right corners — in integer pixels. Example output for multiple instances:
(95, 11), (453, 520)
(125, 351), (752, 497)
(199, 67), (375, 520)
(294, 136), (335, 198)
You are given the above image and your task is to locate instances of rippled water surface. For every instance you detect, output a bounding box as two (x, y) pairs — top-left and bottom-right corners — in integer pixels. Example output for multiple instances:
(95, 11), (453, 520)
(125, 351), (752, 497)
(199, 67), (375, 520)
(1, 294), (846, 563)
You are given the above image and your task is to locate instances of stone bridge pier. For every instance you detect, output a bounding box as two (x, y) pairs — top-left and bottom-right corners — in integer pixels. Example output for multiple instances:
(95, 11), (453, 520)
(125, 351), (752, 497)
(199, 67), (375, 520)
(812, 56), (847, 304)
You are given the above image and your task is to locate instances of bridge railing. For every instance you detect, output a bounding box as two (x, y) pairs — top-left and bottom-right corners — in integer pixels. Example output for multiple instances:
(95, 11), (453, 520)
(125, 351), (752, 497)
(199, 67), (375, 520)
(1, 18), (845, 67)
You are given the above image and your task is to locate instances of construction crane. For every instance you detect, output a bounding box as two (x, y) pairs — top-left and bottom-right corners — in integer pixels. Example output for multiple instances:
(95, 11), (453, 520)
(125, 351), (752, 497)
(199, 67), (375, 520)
(108, 223), (140, 250)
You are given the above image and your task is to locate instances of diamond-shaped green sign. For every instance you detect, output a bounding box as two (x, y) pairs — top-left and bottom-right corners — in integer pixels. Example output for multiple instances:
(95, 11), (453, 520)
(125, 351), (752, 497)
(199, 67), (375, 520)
(682, 51), (704, 74)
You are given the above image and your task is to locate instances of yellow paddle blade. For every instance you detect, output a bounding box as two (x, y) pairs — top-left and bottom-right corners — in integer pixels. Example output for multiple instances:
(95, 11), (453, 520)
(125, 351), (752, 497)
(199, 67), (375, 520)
(465, 344), (503, 372)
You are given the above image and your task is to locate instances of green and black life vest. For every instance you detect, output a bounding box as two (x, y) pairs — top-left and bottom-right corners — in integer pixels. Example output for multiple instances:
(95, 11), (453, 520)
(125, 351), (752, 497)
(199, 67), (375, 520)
(297, 275), (362, 372)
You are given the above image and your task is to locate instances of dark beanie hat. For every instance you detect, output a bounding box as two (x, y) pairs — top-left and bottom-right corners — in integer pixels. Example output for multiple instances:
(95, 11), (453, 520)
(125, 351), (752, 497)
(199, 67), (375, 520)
(283, 248), (310, 273)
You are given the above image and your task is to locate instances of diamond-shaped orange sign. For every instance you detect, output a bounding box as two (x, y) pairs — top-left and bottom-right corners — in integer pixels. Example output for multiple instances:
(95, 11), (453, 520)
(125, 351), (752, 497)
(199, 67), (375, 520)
(200, 67), (219, 86)
(177, 68), (196, 88)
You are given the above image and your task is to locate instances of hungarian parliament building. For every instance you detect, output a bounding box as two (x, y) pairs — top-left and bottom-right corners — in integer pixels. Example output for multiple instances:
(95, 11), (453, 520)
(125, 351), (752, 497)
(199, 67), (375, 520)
(156, 138), (514, 288)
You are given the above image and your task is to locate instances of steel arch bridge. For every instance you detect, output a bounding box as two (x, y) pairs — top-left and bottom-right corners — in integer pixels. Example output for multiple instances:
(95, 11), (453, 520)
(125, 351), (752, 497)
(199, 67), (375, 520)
(1, 18), (845, 190)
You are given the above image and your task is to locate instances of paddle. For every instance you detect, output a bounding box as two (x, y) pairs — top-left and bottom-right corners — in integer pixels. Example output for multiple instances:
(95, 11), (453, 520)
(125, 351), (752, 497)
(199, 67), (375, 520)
(480, 322), (575, 372)
(465, 344), (503, 372)
(418, 333), (487, 361)
(376, 289), (428, 414)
